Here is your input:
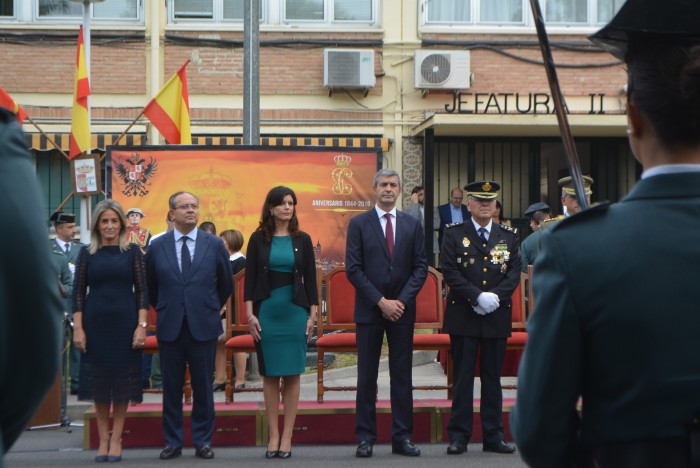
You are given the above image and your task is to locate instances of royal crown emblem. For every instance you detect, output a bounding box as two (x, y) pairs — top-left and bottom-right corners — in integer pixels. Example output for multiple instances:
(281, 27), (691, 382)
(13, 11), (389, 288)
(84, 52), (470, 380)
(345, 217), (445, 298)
(334, 153), (352, 166)
(331, 153), (353, 195)
(482, 182), (492, 192)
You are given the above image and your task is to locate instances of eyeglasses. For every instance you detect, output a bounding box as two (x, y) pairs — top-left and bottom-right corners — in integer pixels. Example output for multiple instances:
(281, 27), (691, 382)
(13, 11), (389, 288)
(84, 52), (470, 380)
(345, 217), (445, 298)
(176, 203), (199, 210)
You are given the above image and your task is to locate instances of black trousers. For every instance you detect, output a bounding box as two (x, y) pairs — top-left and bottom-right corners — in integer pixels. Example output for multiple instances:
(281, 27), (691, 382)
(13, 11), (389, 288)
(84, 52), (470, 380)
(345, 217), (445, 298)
(447, 335), (507, 446)
(355, 321), (414, 444)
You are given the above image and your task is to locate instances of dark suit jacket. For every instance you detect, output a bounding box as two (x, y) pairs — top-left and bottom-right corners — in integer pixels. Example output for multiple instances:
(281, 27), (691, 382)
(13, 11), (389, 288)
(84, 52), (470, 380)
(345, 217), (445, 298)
(243, 230), (319, 315)
(0, 109), (62, 457)
(437, 203), (469, 246)
(512, 172), (700, 467)
(441, 220), (521, 338)
(146, 229), (233, 342)
(346, 208), (428, 324)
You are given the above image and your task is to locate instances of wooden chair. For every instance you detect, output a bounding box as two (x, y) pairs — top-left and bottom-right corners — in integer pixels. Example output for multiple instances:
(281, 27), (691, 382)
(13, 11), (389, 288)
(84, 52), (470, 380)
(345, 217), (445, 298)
(316, 267), (357, 403)
(224, 269), (259, 403)
(142, 306), (192, 404)
(412, 267), (453, 398)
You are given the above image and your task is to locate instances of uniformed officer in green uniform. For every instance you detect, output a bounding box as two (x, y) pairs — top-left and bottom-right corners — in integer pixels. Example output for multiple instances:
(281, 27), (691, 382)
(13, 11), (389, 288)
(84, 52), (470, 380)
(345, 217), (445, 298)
(440, 181), (521, 455)
(49, 211), (85, 395)
(512, 1), (700, 466)
(518, 202), (551, 273)
(0, 107), (62, 467)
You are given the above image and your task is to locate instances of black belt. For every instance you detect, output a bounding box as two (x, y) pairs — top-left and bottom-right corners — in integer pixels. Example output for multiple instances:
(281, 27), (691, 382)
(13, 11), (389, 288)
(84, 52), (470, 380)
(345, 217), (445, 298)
(268, 270), (294, 290)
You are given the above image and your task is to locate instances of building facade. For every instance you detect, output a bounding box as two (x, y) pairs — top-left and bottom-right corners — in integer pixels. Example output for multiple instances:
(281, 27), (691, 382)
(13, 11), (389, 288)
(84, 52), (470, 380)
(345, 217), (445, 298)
(3, 0), (635, 235)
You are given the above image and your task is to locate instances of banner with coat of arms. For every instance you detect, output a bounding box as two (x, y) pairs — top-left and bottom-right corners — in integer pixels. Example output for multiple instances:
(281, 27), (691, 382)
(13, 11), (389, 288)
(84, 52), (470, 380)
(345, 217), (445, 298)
(108, 146), (380, 269)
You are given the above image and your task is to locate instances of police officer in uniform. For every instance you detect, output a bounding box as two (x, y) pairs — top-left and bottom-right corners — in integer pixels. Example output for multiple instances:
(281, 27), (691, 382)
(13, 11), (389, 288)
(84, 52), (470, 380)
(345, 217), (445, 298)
(49, 211), (85, 394)
(440, 181), (521, 455)
(519, 202), (551, 273)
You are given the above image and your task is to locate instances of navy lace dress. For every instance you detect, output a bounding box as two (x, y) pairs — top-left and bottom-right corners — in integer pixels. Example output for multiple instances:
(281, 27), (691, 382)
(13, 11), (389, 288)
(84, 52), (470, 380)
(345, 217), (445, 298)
(72, 244), (148, 403)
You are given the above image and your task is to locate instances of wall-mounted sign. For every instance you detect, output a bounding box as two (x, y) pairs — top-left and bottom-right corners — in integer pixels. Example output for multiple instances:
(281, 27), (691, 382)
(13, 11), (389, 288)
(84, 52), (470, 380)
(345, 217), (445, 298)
(444, 92), (608, 115)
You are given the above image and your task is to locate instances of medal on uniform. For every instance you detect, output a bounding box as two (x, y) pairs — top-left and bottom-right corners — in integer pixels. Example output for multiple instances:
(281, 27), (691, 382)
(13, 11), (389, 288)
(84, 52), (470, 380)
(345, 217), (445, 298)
(501, 263), (508, 274)
(490, 242), (511, 265)
(462, 237), (470, 247)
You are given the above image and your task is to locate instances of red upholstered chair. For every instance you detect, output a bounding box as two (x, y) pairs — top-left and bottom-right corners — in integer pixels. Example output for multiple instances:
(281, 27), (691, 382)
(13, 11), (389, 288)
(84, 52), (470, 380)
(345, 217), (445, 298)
(142, 306), (192, 404)
(412, 267), (453, 399)
(224, 269), (259, 403)
(315, 267), (357, 403)
(502, 276), (528, 389)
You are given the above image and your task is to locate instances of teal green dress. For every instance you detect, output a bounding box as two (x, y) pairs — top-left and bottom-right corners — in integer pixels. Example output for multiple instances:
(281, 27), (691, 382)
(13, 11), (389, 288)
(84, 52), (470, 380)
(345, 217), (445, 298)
(258, 235), (308, 376)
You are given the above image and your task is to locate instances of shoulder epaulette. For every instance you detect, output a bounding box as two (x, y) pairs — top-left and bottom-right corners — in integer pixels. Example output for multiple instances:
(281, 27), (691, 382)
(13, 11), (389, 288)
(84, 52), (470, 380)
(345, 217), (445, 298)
(499, 223), (517, 234)
(446, 222), (463, 229)
(553, 203), (611, 230)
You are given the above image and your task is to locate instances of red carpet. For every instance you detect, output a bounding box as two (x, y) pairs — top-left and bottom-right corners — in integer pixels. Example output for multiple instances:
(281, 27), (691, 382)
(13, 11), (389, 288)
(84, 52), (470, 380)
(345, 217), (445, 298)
(84, 399), (516, 449)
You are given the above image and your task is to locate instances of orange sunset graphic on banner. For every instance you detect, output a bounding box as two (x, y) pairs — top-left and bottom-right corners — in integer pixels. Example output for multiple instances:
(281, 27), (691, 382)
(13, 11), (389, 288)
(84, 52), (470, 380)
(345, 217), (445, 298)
(109, 147), (380, 270)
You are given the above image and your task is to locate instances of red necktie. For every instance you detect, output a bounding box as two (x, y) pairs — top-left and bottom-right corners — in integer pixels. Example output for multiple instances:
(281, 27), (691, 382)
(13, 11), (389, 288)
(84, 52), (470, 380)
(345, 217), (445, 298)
(384, 213), (394, 257)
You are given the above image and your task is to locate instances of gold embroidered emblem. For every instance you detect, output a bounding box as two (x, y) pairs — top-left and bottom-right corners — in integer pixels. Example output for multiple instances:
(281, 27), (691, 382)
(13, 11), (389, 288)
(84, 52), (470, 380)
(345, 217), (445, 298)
(482, 182), (492, 192)
(462, 237), (470, 247)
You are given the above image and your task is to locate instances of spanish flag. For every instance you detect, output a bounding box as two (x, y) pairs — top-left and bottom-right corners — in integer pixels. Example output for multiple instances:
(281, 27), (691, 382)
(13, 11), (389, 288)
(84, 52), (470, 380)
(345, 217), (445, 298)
(144, 60), (192, 144)
(69, 26), (91, 159)
(0, 87), (28, 126)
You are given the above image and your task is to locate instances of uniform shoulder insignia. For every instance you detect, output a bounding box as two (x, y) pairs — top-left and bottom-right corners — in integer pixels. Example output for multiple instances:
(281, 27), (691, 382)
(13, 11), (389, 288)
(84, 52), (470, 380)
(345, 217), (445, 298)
(542, 215), (564, 225)
(499, 223), (517, 234)
(446, 222), (463, 228)
(553, 202), (611, 230)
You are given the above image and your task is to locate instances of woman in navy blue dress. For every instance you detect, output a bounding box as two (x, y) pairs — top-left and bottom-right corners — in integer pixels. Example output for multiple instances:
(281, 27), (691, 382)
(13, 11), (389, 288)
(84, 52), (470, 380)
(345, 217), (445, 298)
(245, 187), (318, 458)
(72, 200), (148, 462)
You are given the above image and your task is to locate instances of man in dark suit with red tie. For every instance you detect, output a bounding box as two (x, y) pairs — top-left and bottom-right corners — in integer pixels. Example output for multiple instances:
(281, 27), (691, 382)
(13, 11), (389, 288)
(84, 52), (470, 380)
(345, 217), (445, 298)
(346, 169), (428, 458)
(146, 191), (232, 460)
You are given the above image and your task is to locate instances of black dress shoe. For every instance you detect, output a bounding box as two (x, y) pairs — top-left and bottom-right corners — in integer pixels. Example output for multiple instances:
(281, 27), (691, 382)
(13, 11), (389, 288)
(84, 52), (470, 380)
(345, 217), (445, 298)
(159, 446), (182, 460)
(195, 445), (215, 459)
(447, 440), (467, 455)
(392, 439), (421, 456)
(212, 383), (226, 392)
(355, 441), (373, 458)
(277, 451), (292, 459)
(483, 440), (516, 454)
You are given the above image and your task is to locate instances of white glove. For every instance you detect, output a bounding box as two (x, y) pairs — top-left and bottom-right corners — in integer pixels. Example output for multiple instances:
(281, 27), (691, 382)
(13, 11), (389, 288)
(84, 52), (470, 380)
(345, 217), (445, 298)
(477, 292), (500, 313)
(473, 304), (488, 316)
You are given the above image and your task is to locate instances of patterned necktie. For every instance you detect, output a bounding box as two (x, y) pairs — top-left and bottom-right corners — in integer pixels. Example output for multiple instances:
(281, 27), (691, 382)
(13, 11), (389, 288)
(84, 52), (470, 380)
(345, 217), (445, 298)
(478, 227), (488, 244)
(181, 236), (191, 279)
(384, 213), (394, 257)
(64, 242), (70, 254)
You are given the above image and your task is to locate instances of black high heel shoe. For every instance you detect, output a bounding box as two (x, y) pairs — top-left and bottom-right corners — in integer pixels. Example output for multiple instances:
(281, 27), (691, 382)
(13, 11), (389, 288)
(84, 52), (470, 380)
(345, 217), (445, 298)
(265, 450), (279, 459)
(277, 451), (292, 459)
(212, 382), (226, 392)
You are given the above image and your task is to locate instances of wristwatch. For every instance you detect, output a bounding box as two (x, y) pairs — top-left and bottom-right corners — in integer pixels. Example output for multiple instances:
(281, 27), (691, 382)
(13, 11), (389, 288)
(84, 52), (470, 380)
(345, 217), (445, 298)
(139, 321), (148, 328)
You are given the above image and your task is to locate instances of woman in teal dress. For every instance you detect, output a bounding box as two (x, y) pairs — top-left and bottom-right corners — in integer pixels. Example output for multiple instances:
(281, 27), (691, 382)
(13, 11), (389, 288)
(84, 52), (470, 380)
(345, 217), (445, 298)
(244, 186), (318, 459)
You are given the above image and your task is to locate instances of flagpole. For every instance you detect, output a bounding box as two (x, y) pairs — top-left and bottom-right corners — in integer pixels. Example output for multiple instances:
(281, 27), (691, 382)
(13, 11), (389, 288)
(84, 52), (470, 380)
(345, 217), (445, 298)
(24, 115), (71, 160)
(100, 110), (145, 163)
(79, 0), (95, 244)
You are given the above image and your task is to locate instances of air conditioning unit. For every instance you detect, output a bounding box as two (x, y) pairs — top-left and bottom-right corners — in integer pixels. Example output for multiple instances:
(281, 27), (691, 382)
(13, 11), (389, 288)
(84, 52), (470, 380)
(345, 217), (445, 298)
(414, 50), (471, 90)
(324, 49), (376, 89)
